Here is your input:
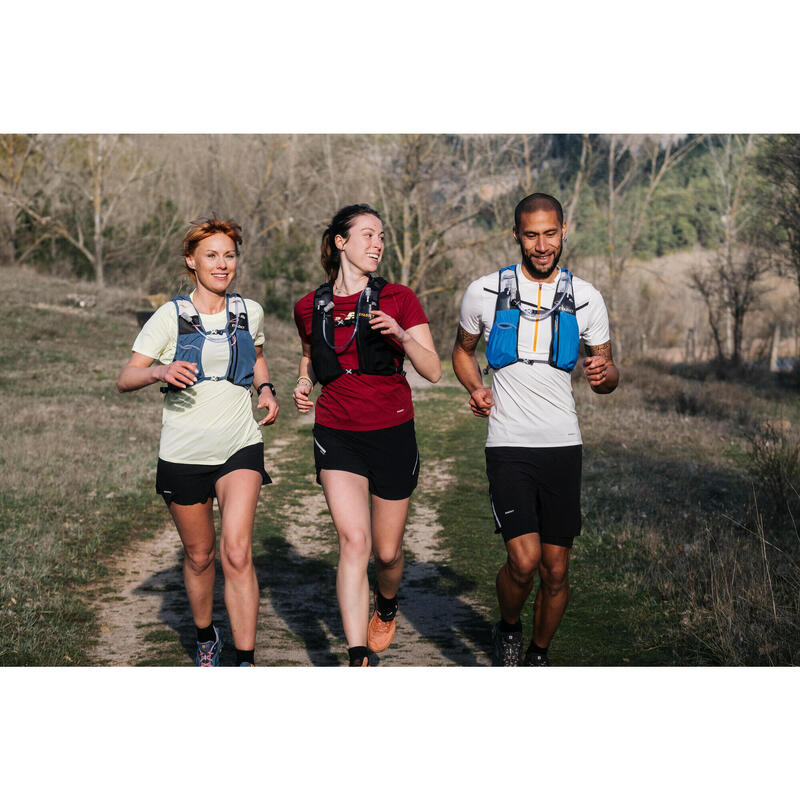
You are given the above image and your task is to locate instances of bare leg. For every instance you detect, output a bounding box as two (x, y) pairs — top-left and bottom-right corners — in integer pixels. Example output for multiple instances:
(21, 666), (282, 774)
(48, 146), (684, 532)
(532, 543), (571, 648)
(169, 499), (216, 628)
(496, 532), (541, 623)
(320, 470), (372, 647)
(370, 495), (410, 601)
(215, 469), (262, 651)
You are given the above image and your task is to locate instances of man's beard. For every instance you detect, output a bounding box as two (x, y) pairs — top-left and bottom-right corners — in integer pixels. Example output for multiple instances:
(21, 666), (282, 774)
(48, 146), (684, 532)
(520, 244), (562, 279)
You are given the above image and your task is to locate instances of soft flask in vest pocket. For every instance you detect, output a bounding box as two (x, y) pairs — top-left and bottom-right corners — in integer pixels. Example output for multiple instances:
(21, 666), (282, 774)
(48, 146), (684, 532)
(486, 308), (521, 370)
(485, 266), (521, 370)
(549, 270), (579, 371)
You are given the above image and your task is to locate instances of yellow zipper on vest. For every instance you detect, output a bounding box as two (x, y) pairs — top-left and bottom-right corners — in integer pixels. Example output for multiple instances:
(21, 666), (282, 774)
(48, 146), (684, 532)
(533, 282), (542, 351)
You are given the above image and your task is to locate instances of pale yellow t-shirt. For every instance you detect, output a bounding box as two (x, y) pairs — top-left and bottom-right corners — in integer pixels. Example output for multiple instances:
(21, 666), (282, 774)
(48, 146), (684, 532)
(132, 294), (266, 465)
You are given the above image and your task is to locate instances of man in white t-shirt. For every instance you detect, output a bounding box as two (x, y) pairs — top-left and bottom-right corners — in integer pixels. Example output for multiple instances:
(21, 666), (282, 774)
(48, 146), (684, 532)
(452, 193), (619, 666)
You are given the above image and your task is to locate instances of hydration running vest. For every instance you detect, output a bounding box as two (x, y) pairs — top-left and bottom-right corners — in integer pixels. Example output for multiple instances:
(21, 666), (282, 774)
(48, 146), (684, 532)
(164, 293), (256, 391)
(484, 265), (581, 373)
(310, 276), (405, 386)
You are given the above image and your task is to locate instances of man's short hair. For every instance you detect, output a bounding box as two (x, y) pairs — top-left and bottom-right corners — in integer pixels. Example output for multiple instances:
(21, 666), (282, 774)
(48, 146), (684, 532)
(514, 193), (564, 229)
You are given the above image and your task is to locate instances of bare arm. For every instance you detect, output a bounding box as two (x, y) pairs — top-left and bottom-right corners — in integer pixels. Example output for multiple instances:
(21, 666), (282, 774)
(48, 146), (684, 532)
(253, 344), (279, 425)
(117, 352), (198, 392)
(451, 325), (494, 417)
(292, 339), (317, 414)
(582, 341), (619, 394)
(369, 313), (441, 383)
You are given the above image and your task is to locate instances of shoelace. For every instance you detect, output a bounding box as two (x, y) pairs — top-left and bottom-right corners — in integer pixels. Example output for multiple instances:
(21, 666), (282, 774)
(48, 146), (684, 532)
(198, 642), (216, 666)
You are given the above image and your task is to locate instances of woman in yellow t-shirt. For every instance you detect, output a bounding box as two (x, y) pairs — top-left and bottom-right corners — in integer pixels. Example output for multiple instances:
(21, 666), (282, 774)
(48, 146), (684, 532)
(117, 217), (279, 666)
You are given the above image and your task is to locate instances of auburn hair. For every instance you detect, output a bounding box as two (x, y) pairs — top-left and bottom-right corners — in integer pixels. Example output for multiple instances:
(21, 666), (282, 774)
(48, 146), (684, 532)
(182, 216), (243, 280)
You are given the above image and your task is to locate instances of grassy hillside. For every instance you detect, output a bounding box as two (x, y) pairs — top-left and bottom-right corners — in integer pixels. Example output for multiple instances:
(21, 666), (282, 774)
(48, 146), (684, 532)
(1, 268), (798, 665)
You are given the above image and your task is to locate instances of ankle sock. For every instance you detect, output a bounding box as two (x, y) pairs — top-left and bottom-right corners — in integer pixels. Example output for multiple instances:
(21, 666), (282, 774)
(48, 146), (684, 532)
(196, 624), (216, 643)
(528, 641), (548, 656)
(348, 646), (370, 666)
(236, 649), (255, 665)
(499, 618), (522, 633)
(375, 590), (398, 621)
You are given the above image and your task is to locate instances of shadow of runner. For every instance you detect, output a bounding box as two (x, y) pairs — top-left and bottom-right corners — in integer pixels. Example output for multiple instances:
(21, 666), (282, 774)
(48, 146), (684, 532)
(383, 556), (492, 666)
(131, 539), (492, 666)
(253, 535), (343, 666)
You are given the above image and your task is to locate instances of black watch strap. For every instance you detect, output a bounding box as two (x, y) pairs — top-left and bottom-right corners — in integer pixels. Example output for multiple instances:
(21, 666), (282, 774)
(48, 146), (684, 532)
(256, 382), (276, 396)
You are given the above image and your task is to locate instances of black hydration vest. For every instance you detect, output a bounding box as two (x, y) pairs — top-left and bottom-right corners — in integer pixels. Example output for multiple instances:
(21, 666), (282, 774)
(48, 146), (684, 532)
(310, 276), (405, 385)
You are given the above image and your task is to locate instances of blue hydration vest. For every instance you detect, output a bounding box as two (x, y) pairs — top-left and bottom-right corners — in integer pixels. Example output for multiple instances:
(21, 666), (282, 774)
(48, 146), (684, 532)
(165, 293), (256, 391)
(484, 265), (580, 373)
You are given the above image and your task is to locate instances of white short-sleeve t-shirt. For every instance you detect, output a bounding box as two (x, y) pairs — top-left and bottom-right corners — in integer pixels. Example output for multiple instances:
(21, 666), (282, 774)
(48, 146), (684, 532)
(459, 265), (609, 448)
(132, 294), (266, 465)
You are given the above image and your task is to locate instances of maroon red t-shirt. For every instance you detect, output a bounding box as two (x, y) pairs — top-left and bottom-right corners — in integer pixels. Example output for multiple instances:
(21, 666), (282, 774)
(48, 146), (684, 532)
(294, 283), (429, 431)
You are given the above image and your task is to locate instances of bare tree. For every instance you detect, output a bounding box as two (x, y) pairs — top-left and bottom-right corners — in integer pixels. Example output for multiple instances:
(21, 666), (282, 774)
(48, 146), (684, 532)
(690, 135), (766, 364)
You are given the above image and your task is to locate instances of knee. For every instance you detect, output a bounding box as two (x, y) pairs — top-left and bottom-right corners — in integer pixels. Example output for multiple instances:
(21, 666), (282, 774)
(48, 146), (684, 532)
(339, 530), (371, 564)
(184, 547), (215, 576)
(506, 550), (539, 585)
(221, 541), (252, 574)
(373, 544), (403, 570)
(540, 562), (569, 593)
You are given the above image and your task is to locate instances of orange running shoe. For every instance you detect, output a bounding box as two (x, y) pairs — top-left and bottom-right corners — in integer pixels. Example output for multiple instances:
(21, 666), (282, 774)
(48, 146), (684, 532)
(367, 594), (398, 652)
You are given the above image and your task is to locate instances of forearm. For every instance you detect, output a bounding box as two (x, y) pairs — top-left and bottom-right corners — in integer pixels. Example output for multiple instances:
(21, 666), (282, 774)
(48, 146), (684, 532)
(298, 355), (316, 384)
(253, 354), (271, 389)
(117, 363), (162, 393)
(400, 336), (441, 383)
(452, 344), (484, 395)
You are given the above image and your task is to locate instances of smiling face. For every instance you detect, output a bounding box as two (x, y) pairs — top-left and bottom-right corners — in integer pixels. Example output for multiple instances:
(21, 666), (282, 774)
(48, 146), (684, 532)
(514, 208), (566, 281)
(335, 214), (384, 275)
(185, 232), (237, 293)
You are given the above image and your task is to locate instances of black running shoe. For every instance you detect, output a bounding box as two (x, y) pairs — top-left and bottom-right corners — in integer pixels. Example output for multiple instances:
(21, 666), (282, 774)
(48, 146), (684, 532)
(491, 623), (522, 666)
(522, 644), (551, 666)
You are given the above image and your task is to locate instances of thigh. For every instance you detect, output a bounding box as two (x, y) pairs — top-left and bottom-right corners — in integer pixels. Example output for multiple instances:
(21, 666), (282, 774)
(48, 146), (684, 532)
(169, 498), (216, 552)
(485, 448), (540, 542)
(215, 468), (262, 544)
(371, 495), (410, 556)
(320, 469), (372, 542)
(537, 446), (582, 544)
(367, 421), (420, 501)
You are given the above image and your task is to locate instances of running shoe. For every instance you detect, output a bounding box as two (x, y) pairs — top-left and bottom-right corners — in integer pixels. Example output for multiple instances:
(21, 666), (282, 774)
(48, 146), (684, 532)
(367, 594), (397, 653)
(491, 623), (522, 666)
(522, 645), (551, 666)
(195, 626), (222, 667)
(238, 662), (255, 667)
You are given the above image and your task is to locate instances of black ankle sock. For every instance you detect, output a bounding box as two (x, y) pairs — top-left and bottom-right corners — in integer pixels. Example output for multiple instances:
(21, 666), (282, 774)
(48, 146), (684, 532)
(527, 641), (548, 655)
(375, 590), (398, 621)
(196, 624), (216, 643)
(499, 618), (522, 633)
(236, 649), (255, 665)
(348, 646), (370, 666)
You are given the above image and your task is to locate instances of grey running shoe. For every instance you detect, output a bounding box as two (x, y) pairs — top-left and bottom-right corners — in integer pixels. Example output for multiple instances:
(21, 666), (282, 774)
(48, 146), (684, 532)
(195, 626), (222, 667)
(522, 644), (551, 666)
(491, 623), (522, 666)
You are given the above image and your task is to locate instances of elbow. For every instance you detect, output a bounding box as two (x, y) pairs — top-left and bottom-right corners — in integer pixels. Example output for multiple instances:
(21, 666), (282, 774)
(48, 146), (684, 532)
(429, 364), (442, 384)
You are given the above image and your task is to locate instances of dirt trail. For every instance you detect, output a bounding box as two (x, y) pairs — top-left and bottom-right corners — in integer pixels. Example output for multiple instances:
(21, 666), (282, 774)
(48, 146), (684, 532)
(91, 394), (491, 666)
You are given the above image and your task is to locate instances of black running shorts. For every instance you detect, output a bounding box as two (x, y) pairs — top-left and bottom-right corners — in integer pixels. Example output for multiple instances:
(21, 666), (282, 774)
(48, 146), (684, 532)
(156, 442), (271, 506)
(485, 445), (582, 546)
(312, 419), (420, 501)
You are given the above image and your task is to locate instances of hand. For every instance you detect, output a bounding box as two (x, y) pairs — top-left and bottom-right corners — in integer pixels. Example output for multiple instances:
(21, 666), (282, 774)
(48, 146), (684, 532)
(369, 310), (409, 343)
(156, 360), (198, 388)
(469, 387), (494, 417)
(582, 355), (609, 388)
(292, 380), (314, 414)
(257, 387), (279, 426)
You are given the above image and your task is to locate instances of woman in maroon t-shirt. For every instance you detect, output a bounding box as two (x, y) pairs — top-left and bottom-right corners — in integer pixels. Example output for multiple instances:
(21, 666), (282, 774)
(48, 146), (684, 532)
(293, 204), (441, 666)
